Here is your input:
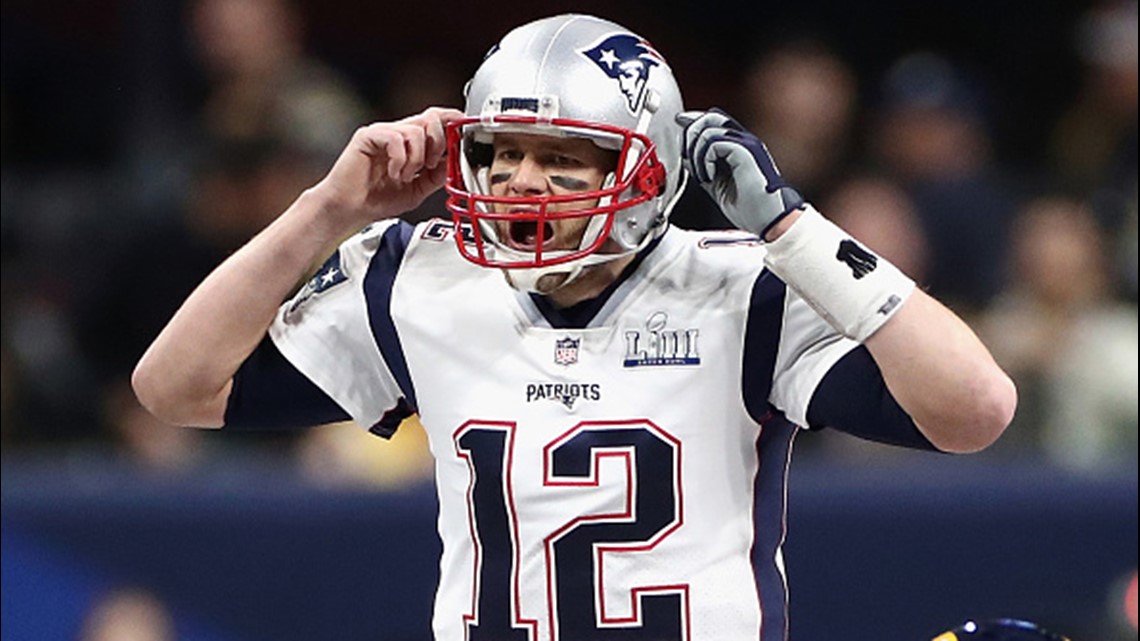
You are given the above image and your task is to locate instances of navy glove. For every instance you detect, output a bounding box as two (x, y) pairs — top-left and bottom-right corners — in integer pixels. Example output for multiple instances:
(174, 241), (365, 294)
(676, 109), (804, 237)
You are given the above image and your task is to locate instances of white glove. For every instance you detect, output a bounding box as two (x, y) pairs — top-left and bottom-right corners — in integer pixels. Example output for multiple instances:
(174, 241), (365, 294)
(676, 109), (803, 237)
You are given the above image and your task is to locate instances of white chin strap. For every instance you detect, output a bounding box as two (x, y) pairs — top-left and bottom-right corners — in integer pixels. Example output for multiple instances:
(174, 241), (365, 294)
(491, 240), (626, 294)
(503, 262), (585, 294)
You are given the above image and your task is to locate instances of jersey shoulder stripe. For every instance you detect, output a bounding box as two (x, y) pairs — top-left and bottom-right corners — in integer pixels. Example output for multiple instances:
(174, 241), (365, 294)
(743, 270), (788, 424)
(363, 221), (417, 409)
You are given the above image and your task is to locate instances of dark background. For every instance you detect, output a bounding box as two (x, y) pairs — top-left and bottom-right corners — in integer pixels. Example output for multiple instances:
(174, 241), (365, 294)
(0, 0), (1088, 171)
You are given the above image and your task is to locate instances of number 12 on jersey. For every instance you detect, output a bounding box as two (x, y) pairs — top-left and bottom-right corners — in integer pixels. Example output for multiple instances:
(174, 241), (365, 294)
(454, 419), (690, 640)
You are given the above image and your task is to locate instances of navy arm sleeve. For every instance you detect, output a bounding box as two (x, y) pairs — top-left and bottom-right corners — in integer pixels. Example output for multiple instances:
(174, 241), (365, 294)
(806, 346), (939, 451)
(224, 336), (351, 430)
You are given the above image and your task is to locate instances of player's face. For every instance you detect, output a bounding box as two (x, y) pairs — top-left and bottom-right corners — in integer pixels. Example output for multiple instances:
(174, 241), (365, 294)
(488, 133), (617, 253)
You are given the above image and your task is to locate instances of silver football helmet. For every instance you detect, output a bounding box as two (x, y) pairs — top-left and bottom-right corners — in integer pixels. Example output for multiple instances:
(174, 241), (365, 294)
(444, 14), (686, 292)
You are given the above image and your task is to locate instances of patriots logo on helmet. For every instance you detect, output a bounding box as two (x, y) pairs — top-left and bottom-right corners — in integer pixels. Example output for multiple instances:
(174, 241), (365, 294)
(582, 34), (664, 114)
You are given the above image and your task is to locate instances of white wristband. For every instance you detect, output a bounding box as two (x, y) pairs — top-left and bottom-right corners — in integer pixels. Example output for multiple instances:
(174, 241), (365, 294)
(763, 205), (915, 342)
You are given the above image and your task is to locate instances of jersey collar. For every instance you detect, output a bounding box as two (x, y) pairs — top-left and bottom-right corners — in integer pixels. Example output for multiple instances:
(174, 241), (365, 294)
(524, 228), (669, 330)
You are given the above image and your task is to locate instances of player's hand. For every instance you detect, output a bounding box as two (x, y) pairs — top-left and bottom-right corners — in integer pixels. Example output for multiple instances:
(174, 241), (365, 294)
(310, 106), (466, 230)
(676, 109), (804, 239)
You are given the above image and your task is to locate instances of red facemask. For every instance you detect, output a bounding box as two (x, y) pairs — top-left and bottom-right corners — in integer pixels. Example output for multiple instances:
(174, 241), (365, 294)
(444, 115), (667, 269)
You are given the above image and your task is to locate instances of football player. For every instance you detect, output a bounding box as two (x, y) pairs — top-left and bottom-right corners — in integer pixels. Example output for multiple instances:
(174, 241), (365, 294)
(133, 14), (1017, 641)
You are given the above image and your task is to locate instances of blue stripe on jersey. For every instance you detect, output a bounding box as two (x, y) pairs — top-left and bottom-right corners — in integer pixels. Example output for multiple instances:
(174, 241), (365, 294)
(752, 416), (797, 641)
(363, 221), (418, 412)
(742, 270), (788, 423)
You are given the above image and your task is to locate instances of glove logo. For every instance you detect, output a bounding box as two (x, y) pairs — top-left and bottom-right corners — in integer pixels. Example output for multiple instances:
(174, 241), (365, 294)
(836, 239), (878, 279)
(581, 34), (665, 114)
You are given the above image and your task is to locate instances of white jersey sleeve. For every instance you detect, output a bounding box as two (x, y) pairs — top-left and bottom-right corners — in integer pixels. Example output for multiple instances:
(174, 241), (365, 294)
(769, 285), (861, 427)
(268, 220), (411, 431)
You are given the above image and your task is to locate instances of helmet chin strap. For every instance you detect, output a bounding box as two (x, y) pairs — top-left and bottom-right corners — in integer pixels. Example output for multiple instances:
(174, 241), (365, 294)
(502, 262), (584, 294)
(494, 242), (627, 293)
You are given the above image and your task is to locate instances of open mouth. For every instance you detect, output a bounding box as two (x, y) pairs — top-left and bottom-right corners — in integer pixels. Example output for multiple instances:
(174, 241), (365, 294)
(506, 220), (556, 250)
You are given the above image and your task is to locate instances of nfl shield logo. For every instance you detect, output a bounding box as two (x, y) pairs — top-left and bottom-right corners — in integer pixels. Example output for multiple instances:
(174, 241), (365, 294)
(554, 337), (580, 366)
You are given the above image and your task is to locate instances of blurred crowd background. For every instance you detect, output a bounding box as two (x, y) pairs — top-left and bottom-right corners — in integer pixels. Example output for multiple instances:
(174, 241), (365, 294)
(2, 0), (1135, 479)
(0, 1), (1137, 638)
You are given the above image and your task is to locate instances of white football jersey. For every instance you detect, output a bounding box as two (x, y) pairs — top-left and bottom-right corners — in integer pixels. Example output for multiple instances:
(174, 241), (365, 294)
(269, 218), (858, 641)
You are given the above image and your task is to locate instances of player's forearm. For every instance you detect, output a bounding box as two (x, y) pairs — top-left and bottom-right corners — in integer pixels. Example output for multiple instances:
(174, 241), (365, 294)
(132, 189), (354, 428)
(864, 290), (1017, 453)
(761, 206), (1014, 452)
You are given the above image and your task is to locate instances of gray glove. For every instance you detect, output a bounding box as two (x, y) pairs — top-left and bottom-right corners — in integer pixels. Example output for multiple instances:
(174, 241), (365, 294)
(676, 109), (804, 237)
